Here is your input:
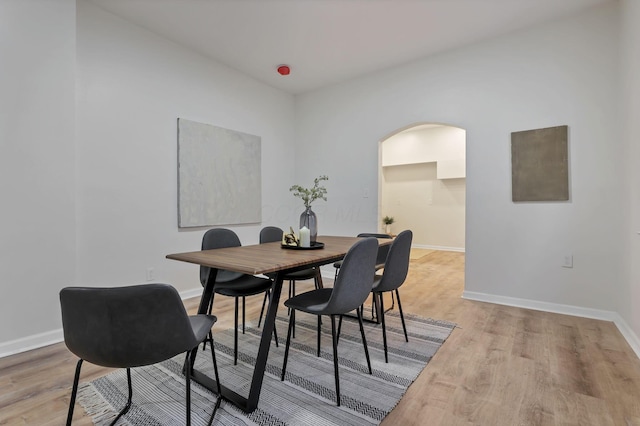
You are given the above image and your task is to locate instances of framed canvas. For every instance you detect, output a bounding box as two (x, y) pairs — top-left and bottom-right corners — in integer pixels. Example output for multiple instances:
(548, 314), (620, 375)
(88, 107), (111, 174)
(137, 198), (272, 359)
(177, 118), (261, 227)
(511, 125), (569, 202)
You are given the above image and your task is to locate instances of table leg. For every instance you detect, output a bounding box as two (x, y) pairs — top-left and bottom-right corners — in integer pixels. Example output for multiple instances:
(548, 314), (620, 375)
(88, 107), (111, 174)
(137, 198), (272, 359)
(198, 268), (218, 314)
(189, 268), (284, 413)
(245, 271), (283, 410)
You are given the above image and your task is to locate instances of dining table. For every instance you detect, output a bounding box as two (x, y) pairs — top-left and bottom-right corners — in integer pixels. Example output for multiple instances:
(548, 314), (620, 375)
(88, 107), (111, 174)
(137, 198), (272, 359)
(166, 235), (392, 413)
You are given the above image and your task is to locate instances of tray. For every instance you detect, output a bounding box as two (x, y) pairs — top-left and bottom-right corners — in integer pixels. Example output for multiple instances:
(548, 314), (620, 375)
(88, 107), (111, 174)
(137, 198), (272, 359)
(281, 241), (325, 250)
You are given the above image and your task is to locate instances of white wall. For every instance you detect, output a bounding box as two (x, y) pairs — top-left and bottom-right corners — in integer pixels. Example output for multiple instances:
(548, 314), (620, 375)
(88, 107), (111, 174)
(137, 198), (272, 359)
(381, 126), (466, 249)
(381, 126), (466, 170)
(382, 163), (465, 249)
(296, 4), (624, 316)
(0, 0), (76, 349)
(75, 1), (297, 292)
(0, 0), (296, 356)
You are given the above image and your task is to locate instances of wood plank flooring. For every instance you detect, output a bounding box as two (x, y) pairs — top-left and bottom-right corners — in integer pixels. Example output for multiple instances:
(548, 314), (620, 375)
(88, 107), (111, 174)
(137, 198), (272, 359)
(1, 250), (640, 425)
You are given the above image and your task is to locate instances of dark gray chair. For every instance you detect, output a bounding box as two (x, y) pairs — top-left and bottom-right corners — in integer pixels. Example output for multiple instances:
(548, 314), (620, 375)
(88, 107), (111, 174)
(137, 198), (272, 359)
(280, 237), (378, 406)
(370, 229), (413, 363)
(201, 228), (277, 365)
(333, 233), (393, 281)
(258, 226), (321, 332)
(60, 283), (221, 426)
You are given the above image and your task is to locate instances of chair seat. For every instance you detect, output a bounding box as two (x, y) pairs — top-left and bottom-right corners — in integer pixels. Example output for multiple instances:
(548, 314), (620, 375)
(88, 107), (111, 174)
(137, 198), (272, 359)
(334, 260), (385, 271)
(284, 288), (334, 315)
(372, 274), (384, 291)
(283, 267), (317, 280)
(214, 274), (272, 297)
(267, 267), (317, 281)
(189, 315), (217, 342)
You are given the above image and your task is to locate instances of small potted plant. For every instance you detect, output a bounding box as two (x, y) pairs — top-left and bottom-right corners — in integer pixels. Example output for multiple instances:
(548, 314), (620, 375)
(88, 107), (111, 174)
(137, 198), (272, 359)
(383, 216), (395, 234)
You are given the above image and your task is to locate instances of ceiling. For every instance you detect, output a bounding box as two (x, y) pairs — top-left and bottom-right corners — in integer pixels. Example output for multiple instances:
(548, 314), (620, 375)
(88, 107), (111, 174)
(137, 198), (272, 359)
(86, 0), (613, 95)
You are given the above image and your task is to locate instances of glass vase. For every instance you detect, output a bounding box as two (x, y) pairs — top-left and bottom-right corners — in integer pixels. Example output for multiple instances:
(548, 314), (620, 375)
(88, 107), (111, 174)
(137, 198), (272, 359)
(299, 206), (318, 244)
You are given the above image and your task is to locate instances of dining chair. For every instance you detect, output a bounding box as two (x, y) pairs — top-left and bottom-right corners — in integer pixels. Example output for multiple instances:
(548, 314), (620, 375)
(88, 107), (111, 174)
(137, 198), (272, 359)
(258, 226), (321, 334)
(332, 232), (393, 281)
(280, 237), (379, 406)
(60, 283), (222, 426)
(369, 229), (413, 362)
(201, 228), (277, 365)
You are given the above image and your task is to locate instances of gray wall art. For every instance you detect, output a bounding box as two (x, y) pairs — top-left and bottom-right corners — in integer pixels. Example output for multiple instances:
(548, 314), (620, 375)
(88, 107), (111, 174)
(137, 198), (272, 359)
(511, 125), (569, 202)
(177, 118), (261, 227)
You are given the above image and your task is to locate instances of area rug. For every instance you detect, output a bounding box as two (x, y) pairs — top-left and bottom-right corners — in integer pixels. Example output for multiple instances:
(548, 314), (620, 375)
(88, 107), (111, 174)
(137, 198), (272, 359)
(77, 311), (455, 425)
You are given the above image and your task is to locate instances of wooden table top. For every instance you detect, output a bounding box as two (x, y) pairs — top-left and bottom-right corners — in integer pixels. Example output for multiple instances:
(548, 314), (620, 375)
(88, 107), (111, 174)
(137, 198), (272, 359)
(166, 235), (388, 275)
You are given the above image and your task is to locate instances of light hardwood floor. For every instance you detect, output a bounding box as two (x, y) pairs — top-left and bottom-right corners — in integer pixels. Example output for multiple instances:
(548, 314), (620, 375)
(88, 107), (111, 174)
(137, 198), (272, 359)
(1, 250), (640, 425)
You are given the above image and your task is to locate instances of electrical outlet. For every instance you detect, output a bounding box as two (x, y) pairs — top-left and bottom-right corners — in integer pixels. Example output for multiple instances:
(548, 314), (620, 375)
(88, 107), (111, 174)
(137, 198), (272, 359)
(146, 267), (154, 281)
(562, 255), (573, 268)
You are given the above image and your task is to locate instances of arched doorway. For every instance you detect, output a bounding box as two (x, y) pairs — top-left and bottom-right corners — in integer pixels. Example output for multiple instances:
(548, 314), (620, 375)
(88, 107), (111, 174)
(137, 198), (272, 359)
(378, 123), (466, 251)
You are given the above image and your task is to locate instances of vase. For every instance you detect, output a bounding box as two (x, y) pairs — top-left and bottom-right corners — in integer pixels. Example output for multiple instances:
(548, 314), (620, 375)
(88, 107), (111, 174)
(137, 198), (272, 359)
(385, 224), (391, 234)
(299, 206), (318, 243)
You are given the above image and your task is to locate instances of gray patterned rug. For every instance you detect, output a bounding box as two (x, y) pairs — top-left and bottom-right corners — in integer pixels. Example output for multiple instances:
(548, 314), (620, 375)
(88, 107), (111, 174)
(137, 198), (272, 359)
(78, 311), (455, 425)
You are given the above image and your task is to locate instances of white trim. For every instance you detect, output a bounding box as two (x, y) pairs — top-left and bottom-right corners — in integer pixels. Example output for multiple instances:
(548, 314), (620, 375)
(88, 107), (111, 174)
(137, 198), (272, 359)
(463, 290), (640, 359)
(610, 313), (640, 360)
(413, 244), (465, 253)
(0, 329), (64, 359)
(179, 287), (204, 301)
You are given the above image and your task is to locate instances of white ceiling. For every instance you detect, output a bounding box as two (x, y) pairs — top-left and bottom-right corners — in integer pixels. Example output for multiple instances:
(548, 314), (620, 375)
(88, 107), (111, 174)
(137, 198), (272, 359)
(86, 0), (613, 95)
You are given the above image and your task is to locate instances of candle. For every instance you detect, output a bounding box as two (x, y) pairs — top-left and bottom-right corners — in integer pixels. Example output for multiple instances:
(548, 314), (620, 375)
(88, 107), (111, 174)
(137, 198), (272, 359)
(299, 226), (310, 247)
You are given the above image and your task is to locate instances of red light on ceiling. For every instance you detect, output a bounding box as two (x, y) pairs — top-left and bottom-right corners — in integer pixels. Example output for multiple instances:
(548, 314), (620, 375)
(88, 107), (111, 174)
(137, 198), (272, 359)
(277, 65), (291, 76)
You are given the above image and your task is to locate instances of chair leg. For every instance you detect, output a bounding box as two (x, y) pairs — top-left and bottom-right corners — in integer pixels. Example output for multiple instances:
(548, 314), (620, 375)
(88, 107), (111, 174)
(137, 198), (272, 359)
(185, 353), (192, 426)
(234, 297), (239, 365)
(281, 309), (296, 381)
(317, 315), (321, 357)
(330, 315), (341, 406)
(371, 293), (378, 322)
(242, 296), (246, 334)
(356, 308), (372, 374)
(337, 315), (343, 343)
(291, 281), (296, 339)
(65, 358), (83, 426)
(379, 292), (389, 363)
(109, 368), (133, 426)
(396, 289), (409, 342)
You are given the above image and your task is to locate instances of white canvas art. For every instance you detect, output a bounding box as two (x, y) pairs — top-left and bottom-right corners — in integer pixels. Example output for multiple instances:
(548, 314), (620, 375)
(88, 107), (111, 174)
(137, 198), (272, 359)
(177, 118), (261, 227)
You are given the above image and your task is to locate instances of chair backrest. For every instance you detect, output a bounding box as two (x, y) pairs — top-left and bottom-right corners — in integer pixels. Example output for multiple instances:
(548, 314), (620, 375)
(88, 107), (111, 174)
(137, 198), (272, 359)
(200, 228), (244, 285)
(357, 233), (393, 266)
(325, 238), (379, 314)
(59, 284), (199, 368)
(259, 226), (283, 244)
(374, 230), (413, 293)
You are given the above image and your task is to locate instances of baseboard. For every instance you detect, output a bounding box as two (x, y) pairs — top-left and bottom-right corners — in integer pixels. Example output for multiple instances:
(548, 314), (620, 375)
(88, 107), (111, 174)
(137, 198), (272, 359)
(0, 329), (64, 359)
(610, 313), (640, 359)
(463, 290), (640, 359)
(413, 244), (465, 252)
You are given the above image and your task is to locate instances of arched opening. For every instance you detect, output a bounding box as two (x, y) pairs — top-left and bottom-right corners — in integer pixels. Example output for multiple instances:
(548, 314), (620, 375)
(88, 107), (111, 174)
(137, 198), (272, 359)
(378, 123), (466, 252)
